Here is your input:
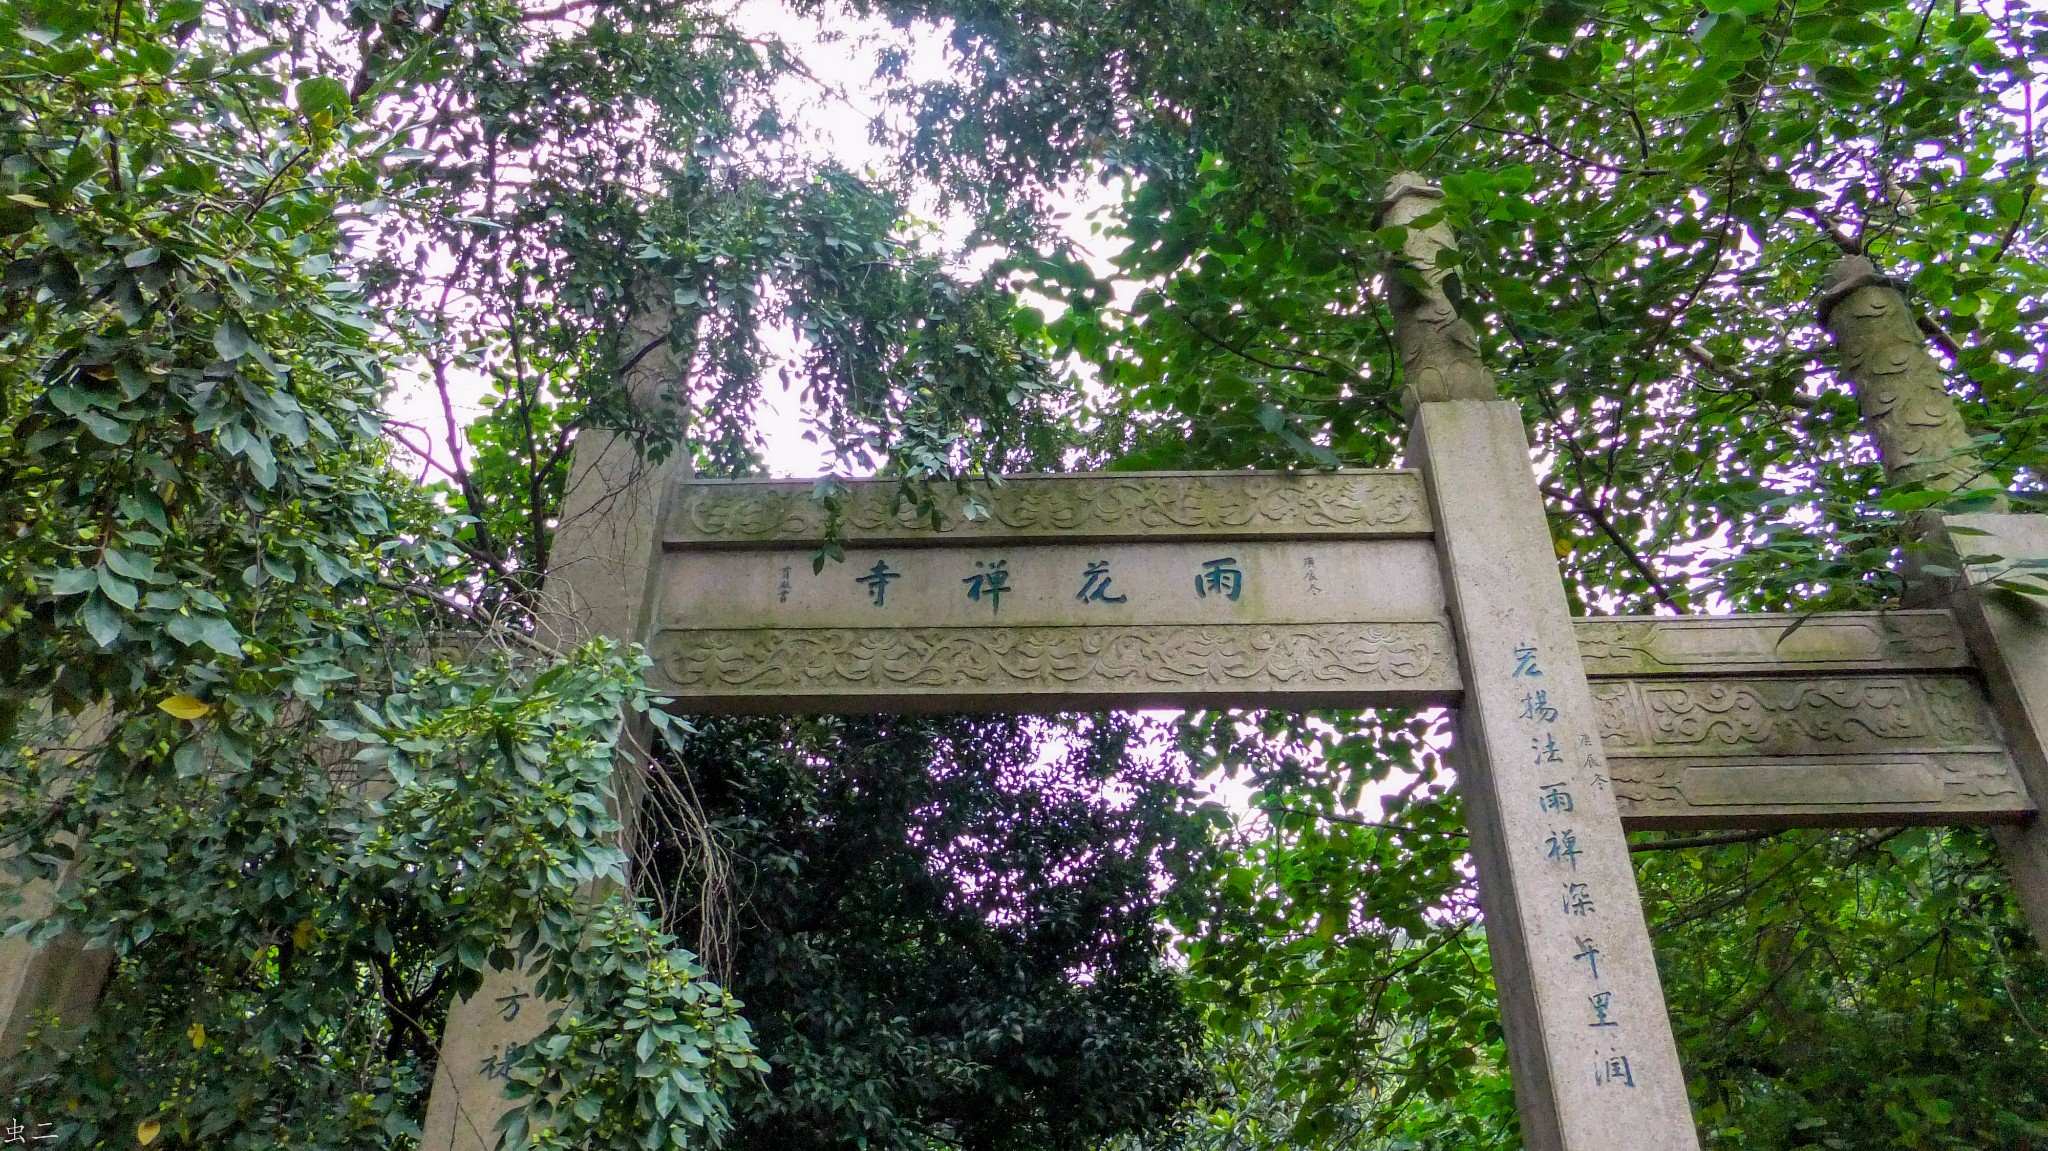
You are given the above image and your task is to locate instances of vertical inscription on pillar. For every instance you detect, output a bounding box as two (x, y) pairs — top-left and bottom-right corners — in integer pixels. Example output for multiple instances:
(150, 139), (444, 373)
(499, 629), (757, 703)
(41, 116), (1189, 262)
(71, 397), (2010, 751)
(1412, 400), (1699, 1151)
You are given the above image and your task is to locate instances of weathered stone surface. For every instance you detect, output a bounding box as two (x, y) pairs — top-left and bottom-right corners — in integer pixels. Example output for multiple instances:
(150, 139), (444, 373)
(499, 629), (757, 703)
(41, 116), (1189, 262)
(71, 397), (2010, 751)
(1595, 673), (2030, 829)
(1408, 400), (1699, 1151)
(660, 540), (1443, 630)
(420, 294), (689, 1151)
(664, 470), (1431, 546)
(0, 867), (111, 1060)
(647, 622), (1458, 711)
(419, 965), (550, 1151)
(651, 503), (1455, 711)
(1820, 256), (2004, 500)
(1574, 611), (1970, 677)
(1941, 512), (2048, 953)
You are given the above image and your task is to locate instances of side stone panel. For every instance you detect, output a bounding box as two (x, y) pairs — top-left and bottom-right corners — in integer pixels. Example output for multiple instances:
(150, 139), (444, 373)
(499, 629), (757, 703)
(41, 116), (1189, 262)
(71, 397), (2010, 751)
(1593, 674), (2032, 829)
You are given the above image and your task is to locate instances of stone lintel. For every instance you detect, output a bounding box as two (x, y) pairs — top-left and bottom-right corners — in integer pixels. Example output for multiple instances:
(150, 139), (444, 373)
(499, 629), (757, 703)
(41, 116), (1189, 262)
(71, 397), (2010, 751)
(1574, 611), (1972, 678)
(645, 622), (1461, 713)
(663, 470), (1432, 547)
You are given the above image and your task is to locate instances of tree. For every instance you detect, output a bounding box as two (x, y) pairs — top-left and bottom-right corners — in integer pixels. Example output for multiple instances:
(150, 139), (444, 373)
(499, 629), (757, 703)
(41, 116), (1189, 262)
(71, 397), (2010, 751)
(0, 0), (1061, 1146)
(648, 713), (1210, 1151)
(11, 0), (2048, 1147)
(807, 0), (2048, 1145)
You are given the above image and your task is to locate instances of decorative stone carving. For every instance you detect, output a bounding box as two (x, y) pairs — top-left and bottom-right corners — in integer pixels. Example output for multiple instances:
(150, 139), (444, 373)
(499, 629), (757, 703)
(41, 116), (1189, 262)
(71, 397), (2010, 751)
(667, 471), (1431, 545)
(1376, 173), (1500, 416)
(1818, 255), (2002, 502)
(646, 622), (1459, 706)
(1574, 611), (1971, 677)
(1594, 673), (2032, 829)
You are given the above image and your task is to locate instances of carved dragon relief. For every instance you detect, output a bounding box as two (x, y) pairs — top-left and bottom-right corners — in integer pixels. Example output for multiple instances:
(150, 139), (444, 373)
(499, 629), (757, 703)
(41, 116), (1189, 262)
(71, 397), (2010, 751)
(668, 472), (1431, 544)
(648, 622), (1457, 697)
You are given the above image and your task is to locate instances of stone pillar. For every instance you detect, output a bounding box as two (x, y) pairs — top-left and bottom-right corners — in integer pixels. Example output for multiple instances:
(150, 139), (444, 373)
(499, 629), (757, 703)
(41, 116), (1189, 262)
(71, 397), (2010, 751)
(0, 874), (111, 1060)
(1942, 514), (2048, 948)
(1816, 256), (2002, 502)
(1383, 174), (1697, 1148)
(417, 285), (688, 1151)
(1375, 173), (1501, 417)
(1408, 401), (1701, 1151)
(1816, 254), (2048, 950)
(0, 710), (117, 1069)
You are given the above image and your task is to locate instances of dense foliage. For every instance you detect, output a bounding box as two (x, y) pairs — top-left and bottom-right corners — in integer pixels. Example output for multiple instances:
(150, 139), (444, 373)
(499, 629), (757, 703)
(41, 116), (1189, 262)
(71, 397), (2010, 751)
(650, 714), (1208, 1151)
(5, 0), (2048, 1148)
(0, 0), (1065, 1147)
(824, 0), (2048, 1146)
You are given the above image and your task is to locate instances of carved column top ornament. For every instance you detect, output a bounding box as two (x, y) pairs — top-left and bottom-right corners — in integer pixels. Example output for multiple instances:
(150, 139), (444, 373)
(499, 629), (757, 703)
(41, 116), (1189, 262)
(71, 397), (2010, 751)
(1377, 171), (1500, 417)
(1817, 254), (2002, 503)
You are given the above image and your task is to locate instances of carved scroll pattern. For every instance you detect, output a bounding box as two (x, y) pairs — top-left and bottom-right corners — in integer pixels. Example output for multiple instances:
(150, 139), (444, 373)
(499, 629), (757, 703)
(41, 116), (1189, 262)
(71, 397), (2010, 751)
(1595, 677), (2000, 753)
(672, 473), (1428, 543)
(1595, 675), (2025, 812)
(649, 622), (1455, 694)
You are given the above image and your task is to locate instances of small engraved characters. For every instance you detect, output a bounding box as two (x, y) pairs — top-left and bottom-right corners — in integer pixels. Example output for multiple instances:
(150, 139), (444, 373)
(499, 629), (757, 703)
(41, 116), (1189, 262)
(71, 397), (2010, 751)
(1594, 1050), (1635, 1088)
(1076, 560), (1127, 604)
(855, 560), (900, 607)
(1573, 936), (1602, 980)
(777, 564), (792, 604)
(963, 559), (1012, 613)
(480, 1047), (515, 1082)
(1196, 557), (1245, 601)
(1302, 555), (1324, 596)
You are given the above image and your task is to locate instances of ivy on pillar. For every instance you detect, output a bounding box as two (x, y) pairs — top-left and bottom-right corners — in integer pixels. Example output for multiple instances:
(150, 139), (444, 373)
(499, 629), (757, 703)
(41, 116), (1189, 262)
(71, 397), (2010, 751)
(418, 281), (690, 1151)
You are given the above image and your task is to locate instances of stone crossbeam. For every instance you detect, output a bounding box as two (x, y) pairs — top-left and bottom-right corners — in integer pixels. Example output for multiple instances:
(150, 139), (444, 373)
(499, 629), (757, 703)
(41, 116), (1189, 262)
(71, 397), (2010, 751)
(650, 472), (1461, 711)
(648, 472), (2033, 835)
(1582, 613), (2032, 830)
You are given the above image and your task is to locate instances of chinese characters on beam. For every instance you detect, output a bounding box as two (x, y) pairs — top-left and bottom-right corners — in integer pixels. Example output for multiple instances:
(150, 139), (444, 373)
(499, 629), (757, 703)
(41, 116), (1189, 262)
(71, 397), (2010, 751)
(848, 556), (1247, 612)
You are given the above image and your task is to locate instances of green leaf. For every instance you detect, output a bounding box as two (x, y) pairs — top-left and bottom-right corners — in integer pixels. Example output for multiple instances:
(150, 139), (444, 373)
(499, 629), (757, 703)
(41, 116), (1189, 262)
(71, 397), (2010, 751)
(213, 317), (254, 360)
(96, 567), (138, 609)
(80, 592), (123, 647)
(295, 76), (351, 120)
(46, 567), (98, 596)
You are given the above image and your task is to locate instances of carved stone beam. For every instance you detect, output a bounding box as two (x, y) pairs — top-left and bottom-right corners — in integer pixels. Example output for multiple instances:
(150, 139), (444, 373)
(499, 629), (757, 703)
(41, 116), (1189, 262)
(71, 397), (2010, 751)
(1376, 173), (1501, 419)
